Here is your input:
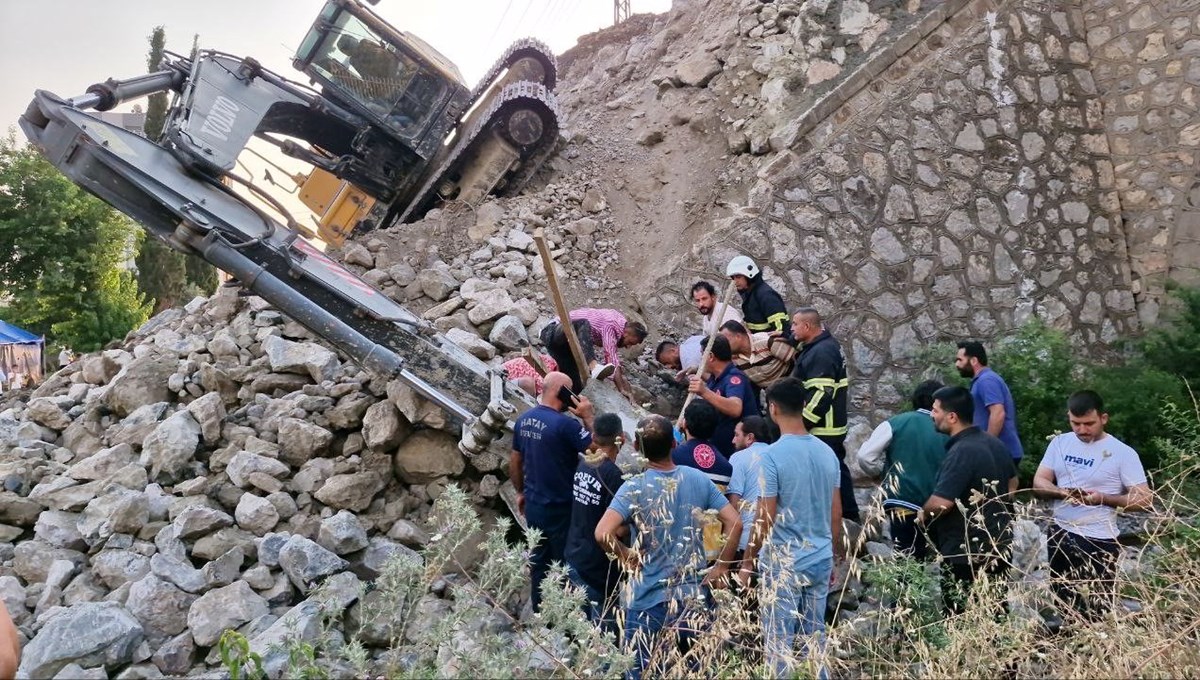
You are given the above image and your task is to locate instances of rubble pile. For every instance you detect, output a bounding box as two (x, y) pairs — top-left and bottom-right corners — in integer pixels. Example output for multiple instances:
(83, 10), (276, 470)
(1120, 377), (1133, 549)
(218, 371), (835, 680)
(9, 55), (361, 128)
(0, 288), (536, 677)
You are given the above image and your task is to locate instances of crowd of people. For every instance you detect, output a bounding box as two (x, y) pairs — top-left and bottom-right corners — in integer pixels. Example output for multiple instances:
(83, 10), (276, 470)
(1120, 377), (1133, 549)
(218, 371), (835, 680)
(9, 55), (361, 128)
(504, 255), (1154, 677)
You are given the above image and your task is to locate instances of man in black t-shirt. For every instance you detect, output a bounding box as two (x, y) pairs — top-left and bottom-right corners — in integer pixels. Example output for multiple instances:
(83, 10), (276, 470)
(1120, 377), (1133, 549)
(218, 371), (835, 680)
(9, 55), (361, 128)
(565, 413), (627, 630)
(920, 385), (1016, 613)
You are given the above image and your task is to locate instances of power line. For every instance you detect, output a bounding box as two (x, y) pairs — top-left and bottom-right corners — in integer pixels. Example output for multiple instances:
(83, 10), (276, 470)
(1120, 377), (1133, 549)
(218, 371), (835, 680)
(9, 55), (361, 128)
(486, 0), (520, 51)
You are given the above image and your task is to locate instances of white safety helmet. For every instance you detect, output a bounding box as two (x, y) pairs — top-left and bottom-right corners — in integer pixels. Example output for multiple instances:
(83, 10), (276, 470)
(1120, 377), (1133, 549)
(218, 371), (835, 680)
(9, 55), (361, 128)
(726, 255), (760, 279)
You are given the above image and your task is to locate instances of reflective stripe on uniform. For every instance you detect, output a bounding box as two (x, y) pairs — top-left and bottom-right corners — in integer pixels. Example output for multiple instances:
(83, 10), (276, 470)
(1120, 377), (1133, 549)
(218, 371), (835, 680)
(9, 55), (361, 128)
(800, 377), (848, 435)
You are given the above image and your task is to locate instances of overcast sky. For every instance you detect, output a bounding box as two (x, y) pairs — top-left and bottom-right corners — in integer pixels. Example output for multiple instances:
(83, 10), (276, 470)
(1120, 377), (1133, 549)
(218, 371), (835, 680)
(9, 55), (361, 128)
(0, 0), (671, 135)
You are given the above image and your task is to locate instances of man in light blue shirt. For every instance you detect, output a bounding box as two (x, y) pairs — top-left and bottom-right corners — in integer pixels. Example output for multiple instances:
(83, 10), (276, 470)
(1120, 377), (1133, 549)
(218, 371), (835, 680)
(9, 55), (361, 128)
(727, 416), (774, 558)
(595, 414), (742, 680)
(738, 378), (842, 678)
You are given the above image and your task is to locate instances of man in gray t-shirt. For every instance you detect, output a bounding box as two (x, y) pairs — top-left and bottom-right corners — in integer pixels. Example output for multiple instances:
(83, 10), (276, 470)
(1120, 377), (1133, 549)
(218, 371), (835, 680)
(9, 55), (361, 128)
(1034, 390), (1152, 618)
(738, 378), (841, 678)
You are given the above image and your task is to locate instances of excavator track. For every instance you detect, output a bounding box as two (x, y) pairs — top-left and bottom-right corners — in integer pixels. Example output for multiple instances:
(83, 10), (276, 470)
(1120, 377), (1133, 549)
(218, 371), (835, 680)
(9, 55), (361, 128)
(396, 80), (561, 224)
(471, 38), (558, 101)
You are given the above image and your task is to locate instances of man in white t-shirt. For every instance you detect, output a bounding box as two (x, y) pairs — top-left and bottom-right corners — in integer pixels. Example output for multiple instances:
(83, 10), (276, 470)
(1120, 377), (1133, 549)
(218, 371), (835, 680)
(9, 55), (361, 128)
(1034, 390), (1152, 618)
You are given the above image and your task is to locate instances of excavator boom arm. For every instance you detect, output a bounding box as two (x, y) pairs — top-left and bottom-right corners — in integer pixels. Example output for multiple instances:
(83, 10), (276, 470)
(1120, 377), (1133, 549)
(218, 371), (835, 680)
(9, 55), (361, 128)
(20, 90), (530, 452)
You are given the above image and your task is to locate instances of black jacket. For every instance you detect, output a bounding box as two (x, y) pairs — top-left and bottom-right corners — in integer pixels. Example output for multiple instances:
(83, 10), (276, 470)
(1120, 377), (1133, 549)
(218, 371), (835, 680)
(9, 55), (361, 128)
(790, 329), (848, 438)
(738, 277), (791, 340)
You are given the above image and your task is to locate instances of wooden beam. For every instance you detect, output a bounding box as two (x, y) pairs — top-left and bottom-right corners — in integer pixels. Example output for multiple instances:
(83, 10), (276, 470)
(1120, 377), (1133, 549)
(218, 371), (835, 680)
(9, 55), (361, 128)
(533, 230), (590, 387)
(522, 347), (548, 377)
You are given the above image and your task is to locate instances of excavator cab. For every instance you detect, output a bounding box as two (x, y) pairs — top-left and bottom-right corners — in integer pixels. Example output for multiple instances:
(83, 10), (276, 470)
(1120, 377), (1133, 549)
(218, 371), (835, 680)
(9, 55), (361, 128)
(294, 0), (471, 162)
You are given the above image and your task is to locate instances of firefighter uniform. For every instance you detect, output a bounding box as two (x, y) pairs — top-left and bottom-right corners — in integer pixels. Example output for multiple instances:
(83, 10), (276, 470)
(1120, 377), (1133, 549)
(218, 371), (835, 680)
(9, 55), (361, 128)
(791, 329), (860, 522)
(738, 276), (792, 340)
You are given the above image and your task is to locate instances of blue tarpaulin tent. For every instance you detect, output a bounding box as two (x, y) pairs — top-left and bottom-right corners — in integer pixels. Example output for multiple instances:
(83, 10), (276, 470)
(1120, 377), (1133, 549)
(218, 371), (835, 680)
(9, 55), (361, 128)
(0, 320), (44, 387)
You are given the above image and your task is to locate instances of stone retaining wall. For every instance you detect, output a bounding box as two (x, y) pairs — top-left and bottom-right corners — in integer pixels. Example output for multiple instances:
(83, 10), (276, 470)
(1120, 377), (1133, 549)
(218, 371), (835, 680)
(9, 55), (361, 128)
(646, 0), (1140, 424)
(1083, 0), (1200, 324)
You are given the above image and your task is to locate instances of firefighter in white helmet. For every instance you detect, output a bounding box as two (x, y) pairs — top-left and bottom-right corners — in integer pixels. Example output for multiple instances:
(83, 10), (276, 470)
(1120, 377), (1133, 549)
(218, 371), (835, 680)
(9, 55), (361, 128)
(727, 255), (791, 341)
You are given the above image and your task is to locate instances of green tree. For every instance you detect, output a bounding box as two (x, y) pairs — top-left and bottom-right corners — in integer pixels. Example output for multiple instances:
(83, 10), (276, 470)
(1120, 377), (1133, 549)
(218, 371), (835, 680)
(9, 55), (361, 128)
(0, 137), (151, 351)
(135, 26), (218, 309)
(143, 26), (168, 140)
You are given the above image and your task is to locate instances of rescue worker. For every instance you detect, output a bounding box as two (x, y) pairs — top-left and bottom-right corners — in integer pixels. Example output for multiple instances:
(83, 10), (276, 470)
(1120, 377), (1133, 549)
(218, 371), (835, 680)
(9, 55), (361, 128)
(726, 256), (791, 341)
(790, 307), (860, 522)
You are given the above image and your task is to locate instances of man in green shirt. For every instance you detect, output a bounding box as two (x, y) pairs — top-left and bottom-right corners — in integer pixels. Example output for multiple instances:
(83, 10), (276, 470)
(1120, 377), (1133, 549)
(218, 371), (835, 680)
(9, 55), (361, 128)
(858, 381), (948, 558)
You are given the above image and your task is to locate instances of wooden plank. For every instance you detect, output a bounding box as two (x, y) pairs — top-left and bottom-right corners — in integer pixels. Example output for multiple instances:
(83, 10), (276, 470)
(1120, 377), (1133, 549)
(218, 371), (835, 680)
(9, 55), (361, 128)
(534, 230), (590, 387)
(522, 347), (548, 377)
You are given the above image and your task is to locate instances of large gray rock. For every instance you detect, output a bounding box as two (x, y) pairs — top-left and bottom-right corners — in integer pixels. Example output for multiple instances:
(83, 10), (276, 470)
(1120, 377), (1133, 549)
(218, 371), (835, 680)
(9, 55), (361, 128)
(67, 443), (136, 481)
(249, 600), (323, 679)
(225, 451), (290, 489)
(325, 392), (374, 430)
(674, 52), (722, 87)
(187, 580), (269, 647)
(445, 328), (496, 360)
(90, 549), (152, 590)
(234, 493), (280, 536)
(192, 526), (255, 561)
(108, 403), (169, 449)
(26, 398), (72, 430)
(80, 352), (123, 385)
(14, 540), (86, 583)
(387, 380), (451, 431)
(18, 601), (145, 677)
(103, 354), (177, 417)
(172, 505), (234, 540)
(125, 575), (197, 642)
(488, 315), (529, 352)
(78, 488), (150, 541)
(200, 547), (245, 590)
(150, 631), (195, 676)
(362, 401), (409, 451)
(417, 268), (460, 302)
(466, 289), (515, 325)
(278, 535), (348, 592)
(313, 472), (384, 512)
(184, 393), (226, 445)
(350, 537), (422, 581)
(140, 410), (202, 482)
(276, 418), (333, 466)
(149, 553), (206, 594)
(262, 335), (339, 382)
(34, 510), (85, 550)
(394, 430), (466, 483)
(317, 510), (369, 555)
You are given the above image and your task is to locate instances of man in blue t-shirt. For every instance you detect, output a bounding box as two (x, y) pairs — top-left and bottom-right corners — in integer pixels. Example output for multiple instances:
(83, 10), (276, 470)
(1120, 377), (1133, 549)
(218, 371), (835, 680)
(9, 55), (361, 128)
(727, 416), (774, 560)
(673, 400), (733, 489)
(955, 341), (1023, 465)
(565, 413), (627, 631)
(688, 334), (759, 457)
(595, 414), (741, 680)
(738, 378), (842, 678)
(511, 371), (595, 613)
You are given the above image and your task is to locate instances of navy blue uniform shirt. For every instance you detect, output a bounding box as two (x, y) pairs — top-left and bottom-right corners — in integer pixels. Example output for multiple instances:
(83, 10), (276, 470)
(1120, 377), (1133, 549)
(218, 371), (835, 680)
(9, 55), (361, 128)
(705, 363), (759, 457)
(513, 405), (593, 505)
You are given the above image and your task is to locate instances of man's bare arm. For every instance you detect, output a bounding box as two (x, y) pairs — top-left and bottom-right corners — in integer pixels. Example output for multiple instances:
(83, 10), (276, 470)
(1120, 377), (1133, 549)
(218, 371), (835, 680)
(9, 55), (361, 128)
(986, 403), (1006, 437)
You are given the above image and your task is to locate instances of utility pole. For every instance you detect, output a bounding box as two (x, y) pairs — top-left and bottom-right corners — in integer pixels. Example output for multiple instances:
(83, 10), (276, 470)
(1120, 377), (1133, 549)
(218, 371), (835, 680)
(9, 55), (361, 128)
(614, 0), (630, 24)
